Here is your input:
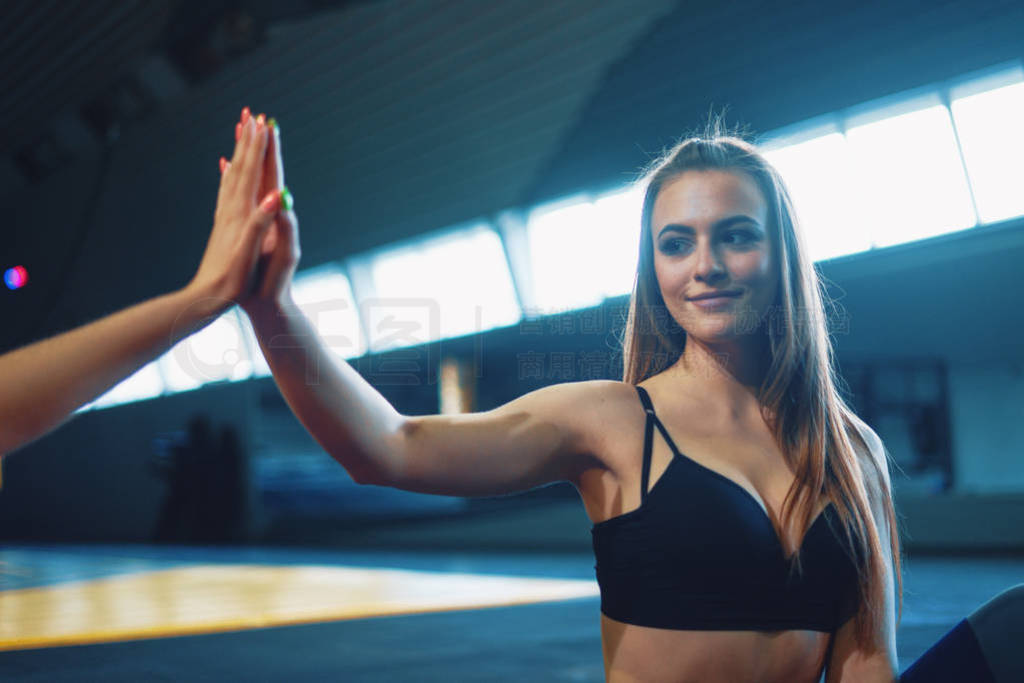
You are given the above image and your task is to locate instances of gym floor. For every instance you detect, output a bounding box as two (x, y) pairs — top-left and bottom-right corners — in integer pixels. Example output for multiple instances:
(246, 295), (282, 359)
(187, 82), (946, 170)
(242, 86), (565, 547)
(1, 544), (1021, 681)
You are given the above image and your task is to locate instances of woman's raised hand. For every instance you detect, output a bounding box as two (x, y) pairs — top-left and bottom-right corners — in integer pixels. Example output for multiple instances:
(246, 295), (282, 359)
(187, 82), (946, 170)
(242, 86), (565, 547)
(223, 107), (301, 318)
(247, 109), (301, 317)
(186, 108), (283, 317)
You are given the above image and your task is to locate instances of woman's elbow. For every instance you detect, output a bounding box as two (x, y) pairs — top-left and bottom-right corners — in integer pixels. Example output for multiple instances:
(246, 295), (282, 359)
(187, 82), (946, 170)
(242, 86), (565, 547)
(328, 423), (410, 487)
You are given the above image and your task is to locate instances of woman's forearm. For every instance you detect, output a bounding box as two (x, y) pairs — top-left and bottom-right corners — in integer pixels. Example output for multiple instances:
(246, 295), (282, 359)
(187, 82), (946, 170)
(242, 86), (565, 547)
(0, 286), (225, 456)
(246, 296), (407, 485)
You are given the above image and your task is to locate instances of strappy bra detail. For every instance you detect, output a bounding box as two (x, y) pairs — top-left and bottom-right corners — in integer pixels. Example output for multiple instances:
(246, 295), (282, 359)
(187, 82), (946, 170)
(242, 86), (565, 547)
(589, 384), (862, 633)
(602, 384), (835, 562)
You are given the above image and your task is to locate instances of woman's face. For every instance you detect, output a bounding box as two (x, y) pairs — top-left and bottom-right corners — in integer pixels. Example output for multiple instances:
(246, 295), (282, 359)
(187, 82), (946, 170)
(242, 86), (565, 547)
(650, 169), (777, 343)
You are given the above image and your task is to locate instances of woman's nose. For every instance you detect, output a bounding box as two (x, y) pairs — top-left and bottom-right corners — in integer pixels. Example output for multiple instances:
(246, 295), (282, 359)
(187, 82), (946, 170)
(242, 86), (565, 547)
(694, 241), (726, 283)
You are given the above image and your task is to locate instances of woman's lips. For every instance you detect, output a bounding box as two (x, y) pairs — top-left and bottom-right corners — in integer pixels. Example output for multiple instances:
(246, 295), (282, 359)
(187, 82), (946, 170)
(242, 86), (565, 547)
(689, 293), (740, 310)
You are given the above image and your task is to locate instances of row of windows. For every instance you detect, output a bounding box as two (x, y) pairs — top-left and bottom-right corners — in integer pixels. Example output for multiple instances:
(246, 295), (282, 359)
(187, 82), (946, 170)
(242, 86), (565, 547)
(80, 60), (1024, 412)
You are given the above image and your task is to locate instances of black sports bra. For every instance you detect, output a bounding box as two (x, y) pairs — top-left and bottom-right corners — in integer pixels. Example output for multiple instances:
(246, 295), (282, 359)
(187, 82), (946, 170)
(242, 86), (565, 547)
(590, 385), (862, 632)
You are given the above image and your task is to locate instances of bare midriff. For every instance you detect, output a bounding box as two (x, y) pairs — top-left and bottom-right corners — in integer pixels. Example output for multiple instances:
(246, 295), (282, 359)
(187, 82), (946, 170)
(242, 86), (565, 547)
(600, 614), (830, 683)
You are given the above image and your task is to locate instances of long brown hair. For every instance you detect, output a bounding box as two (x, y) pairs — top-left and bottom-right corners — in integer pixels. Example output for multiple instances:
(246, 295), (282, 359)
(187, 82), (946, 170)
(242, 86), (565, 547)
(619, 117), (904, 652)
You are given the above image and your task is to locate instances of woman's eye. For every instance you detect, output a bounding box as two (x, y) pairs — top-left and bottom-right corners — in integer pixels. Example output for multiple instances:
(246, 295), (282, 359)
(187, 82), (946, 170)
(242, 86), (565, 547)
(660, 231), (756, 253)
(725, 230), (755, 244)
(660, 238), (690, 253)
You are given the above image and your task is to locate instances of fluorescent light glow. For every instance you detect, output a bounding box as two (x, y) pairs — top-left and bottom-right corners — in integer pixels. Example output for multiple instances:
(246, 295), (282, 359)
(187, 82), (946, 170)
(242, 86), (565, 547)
(368, 225), (519, 351)
(236, 311), (271, 378)
(951, 80), (1024, 223)
(591, 186), (643, 297)
(526, 195), (610, 314)
(91, 362), (165, 409)
(763, 132), (870, 262)
(292, 266), (364, 359)
(845, 104), (976, 247)
(159, 309), (253, 392)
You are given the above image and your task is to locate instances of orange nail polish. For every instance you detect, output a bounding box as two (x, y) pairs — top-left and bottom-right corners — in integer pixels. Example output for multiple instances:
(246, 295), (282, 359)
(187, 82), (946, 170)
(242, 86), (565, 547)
(260, 189), (280, 211)
(235, 122), (242, 141)
(219, 157), (227, 173)
(241, 107), (250, 124)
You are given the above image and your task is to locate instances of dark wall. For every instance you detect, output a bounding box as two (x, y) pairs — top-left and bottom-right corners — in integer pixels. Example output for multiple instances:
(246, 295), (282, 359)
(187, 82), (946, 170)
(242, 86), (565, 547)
(0, 382), (256, 542)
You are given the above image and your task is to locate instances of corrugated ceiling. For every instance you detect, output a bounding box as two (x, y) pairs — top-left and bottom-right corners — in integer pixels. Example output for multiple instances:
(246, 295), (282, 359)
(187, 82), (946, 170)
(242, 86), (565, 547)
(1, 0), (678, 261)
(0, 0), (178, 154)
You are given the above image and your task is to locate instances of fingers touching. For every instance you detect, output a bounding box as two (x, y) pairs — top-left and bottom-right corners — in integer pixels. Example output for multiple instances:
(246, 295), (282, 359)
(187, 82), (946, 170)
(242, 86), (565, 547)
(218, 107), (290, 222)
(268, 118), (284, 190)
(218, 113), (270, 208)
(234, 116), (269, 202)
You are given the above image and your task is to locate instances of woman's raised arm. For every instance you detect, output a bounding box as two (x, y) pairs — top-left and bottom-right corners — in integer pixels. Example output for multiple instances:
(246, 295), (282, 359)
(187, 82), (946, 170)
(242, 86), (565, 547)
(249, 298), (604, 496)
(249, 291), (606, 494)
(241, 115), (604, 496)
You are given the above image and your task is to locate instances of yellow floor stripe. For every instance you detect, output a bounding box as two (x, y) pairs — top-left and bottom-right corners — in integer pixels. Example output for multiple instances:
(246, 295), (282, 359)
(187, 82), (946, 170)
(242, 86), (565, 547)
(0, 564), (599, 651)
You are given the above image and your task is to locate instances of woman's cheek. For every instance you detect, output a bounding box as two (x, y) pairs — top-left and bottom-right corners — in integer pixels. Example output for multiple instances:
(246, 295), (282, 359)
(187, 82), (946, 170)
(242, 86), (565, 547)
(730, 250), (771, 282)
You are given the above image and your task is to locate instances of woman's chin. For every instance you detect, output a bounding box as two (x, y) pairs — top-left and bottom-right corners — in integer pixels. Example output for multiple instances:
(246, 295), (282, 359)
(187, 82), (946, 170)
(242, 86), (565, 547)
(685, 318), (746, 341)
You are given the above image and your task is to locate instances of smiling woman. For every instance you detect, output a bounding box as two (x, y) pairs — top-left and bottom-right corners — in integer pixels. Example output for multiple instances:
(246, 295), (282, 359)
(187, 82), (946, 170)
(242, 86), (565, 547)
(228, 110), (904, 681)
(568, 124), (898, 682)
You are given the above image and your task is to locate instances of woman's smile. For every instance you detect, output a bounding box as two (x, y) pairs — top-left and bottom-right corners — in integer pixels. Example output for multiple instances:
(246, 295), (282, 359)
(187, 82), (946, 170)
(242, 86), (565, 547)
(690, 294), (740, 310)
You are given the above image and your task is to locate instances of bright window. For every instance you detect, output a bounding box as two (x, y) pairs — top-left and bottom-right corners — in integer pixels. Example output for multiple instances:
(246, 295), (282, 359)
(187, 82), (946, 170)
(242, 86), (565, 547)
(951, 80), (1024, 223)
(368, 225), (519, 351)
(845, 102), (976, 247)
(526, 195), (611, 314)
(592, 186), (643, 297)
(159, 308), (253, 392)
(236, 311), (271, 378)
(91, 362), (165, 410)
(292, 266), (364, 360)
(763, 132), (871, 262)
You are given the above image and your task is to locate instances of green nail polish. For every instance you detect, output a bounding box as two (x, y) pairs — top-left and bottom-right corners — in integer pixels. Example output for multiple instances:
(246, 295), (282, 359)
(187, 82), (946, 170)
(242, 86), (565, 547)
(280, 186), (294, 212)
(268, 117), (278, 132)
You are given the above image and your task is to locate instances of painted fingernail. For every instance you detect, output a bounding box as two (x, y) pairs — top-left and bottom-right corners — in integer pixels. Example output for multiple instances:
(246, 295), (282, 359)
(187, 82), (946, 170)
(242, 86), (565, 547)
(260, 189), (280, 212)
(280, 186), (294, 212)
(235, 122), (242, 142)
(268, 117), (278, 132)
(241, 107), (250, 125)
(219, 156), (227, 173)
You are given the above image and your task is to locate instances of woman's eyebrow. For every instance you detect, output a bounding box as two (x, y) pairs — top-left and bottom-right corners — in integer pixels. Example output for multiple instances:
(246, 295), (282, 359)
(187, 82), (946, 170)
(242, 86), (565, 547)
(657, 215), (760, 239)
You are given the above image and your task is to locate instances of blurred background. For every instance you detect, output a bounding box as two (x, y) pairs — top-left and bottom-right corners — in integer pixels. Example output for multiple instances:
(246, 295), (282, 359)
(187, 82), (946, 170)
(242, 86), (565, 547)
(0, 0), (1022, 678)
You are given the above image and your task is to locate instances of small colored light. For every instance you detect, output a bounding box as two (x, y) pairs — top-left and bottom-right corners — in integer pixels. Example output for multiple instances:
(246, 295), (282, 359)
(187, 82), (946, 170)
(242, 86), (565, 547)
(4, 266), (28, 290)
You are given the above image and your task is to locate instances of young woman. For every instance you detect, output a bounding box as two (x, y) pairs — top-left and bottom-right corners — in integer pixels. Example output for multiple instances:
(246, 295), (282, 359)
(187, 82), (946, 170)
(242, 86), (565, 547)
(0, 111), (287, 457)
(240, 110), (1020, 683)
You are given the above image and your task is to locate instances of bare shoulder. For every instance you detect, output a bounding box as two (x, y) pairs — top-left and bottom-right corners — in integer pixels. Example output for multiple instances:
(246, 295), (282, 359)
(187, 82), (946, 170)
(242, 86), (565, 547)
(510, 378), (642, 484)
(541, 379), (637, 459)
